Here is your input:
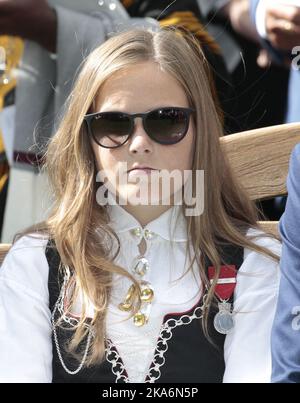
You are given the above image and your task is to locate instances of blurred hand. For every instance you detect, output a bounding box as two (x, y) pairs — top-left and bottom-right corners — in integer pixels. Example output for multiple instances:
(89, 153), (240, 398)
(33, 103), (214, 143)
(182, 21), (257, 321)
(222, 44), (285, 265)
(0, 0), (57, 52)
(265, 4), (300, 51)
(222, 0), (261, 44)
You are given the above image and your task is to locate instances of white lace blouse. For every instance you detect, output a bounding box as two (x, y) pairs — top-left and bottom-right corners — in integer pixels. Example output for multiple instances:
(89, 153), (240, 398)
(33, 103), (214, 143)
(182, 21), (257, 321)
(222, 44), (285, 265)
(0, 201), (281, 383)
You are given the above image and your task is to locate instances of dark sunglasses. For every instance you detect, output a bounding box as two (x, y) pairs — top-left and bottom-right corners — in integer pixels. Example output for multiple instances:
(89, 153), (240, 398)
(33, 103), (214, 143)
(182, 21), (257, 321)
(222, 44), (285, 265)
(84, 107), (195, 148)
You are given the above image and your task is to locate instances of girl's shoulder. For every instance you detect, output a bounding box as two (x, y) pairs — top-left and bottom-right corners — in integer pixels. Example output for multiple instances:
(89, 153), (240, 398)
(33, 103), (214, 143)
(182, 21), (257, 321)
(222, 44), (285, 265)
(0, 233), (50, 302)
(238, 227), (281, 291)
(245, 227), (281, 257)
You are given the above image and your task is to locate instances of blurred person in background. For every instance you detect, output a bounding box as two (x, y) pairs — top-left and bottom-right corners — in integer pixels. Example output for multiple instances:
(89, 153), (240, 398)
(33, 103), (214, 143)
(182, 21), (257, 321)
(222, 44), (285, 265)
(250, 0), (300, 218)
(271, 144), (300, 383)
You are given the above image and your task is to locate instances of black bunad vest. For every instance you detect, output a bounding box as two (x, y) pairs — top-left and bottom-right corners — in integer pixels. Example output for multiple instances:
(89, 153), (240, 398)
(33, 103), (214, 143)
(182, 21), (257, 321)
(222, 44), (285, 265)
(46, 240), (243, 383)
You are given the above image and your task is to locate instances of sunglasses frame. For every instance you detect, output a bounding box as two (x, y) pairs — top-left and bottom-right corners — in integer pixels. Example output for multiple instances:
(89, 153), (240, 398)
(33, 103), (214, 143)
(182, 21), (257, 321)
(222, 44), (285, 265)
(84, 106), (196, 148)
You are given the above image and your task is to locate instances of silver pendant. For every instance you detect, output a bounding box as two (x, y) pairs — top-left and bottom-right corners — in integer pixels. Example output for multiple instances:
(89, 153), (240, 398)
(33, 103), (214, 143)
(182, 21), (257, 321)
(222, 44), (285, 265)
(132, 256), (149, 277)
(213, 302), (234, 334)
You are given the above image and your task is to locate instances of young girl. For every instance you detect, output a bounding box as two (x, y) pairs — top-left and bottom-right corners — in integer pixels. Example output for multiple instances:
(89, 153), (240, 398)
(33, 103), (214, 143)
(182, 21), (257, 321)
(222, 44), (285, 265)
(0, 27), (281, 383)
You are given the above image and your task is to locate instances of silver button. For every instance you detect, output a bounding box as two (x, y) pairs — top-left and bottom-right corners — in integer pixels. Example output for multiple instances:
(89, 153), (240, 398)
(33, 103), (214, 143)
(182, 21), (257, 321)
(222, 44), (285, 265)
(132, 227), (142, 237)
(144, 229), (154, 240)
(132, 256), (149, 276)
(131, 227), (156, 241)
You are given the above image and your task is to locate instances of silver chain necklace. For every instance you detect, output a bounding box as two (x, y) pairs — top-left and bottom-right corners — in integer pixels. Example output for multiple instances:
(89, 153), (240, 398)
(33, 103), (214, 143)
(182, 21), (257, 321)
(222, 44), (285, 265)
(51, 272), (94, 375)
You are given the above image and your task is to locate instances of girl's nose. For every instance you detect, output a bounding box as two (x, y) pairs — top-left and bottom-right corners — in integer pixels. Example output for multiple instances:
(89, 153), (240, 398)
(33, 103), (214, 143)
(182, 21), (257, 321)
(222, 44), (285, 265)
(128, 118), (154, 155)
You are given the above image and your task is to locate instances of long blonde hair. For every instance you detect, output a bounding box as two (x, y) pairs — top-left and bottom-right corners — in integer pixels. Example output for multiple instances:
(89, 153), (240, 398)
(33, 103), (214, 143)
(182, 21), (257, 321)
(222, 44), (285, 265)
(16, 27), (279, 365)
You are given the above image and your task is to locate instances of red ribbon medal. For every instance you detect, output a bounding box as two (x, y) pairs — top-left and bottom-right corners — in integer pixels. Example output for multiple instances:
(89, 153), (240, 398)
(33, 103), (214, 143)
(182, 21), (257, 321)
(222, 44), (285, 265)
(208, 265), (237, 334)
(208, 265), (237, 300)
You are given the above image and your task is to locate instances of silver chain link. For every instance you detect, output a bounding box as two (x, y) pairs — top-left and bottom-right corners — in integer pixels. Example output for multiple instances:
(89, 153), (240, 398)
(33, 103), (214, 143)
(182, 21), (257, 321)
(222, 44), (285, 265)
(106, 296), (206, 383)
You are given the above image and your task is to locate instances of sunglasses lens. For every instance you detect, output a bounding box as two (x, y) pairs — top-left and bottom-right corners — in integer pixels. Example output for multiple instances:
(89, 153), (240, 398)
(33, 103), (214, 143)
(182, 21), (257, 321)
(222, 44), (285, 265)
(145, 108), (189, 144)
(90, 112), (131, 148)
